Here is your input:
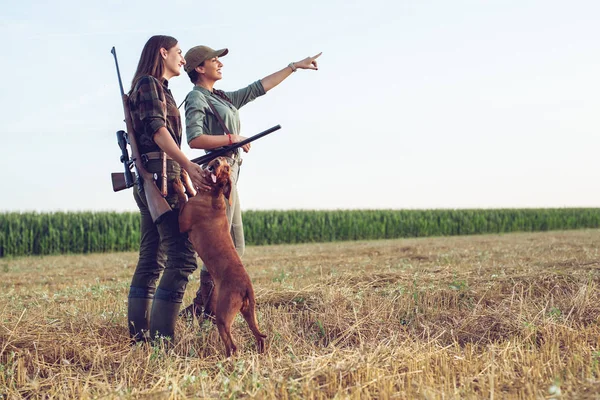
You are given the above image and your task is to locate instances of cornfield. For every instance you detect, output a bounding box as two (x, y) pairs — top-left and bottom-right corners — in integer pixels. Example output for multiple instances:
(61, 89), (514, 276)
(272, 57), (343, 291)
(1, 208), (600, 257)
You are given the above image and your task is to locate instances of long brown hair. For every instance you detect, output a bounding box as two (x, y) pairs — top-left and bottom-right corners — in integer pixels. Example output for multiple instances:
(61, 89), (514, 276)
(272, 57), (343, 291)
(129, 35), (178, 93)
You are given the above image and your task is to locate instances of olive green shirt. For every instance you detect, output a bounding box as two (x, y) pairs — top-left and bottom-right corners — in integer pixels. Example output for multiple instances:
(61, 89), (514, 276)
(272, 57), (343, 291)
(184, 80), (266, 144)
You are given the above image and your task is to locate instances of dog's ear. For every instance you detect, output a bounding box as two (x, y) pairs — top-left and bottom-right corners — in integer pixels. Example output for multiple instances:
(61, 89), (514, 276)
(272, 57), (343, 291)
(223, 176), (233, 206)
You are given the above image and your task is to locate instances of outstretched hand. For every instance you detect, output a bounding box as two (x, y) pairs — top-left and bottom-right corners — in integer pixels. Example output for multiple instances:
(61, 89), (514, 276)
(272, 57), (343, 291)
(294, 52), (322, 70)
(260, 52), (323, 92)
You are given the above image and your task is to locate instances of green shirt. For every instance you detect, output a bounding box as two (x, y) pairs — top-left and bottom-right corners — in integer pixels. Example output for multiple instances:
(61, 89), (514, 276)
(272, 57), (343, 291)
(184, 80), (266, 144)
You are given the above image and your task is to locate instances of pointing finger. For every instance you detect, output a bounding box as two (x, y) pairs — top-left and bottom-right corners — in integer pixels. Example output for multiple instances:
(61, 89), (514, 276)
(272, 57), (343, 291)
(312, 52), (323, 60)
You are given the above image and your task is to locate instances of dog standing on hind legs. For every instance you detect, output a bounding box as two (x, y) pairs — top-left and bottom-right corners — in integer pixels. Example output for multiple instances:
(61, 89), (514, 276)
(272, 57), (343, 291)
(172, 157), (266, 357)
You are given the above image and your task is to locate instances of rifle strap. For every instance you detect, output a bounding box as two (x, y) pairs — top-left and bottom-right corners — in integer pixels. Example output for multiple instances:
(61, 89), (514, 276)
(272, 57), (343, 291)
(156, 78), (170, 197)
(206, 96), (232, 135)
(206, 95), (242, 159)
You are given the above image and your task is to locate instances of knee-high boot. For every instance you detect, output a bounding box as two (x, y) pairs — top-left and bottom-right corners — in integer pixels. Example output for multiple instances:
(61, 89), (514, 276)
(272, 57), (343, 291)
(127, 287), (154, 343)
(149, 297), (181, 343)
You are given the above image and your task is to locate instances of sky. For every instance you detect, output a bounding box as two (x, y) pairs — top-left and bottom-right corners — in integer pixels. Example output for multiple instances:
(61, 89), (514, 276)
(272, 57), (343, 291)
(2, 0), (600, 212)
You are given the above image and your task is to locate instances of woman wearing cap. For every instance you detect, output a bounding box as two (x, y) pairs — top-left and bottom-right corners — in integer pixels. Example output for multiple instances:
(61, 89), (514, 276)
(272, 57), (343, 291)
(126, 35), (211, 344)
(182, 45), (321, 320)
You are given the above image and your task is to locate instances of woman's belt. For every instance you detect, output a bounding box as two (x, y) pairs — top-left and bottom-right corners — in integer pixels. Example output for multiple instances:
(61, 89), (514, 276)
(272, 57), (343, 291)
(142, 152), (180, 175)
(142, 151), (173, 162)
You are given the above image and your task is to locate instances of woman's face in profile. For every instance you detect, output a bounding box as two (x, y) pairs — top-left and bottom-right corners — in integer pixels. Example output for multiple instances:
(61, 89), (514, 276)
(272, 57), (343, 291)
(163, 43), (185, 79)
(201, 57), (224, 82)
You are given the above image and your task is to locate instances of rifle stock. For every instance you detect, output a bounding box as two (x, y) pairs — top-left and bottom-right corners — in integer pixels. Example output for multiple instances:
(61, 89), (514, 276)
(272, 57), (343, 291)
(111, 172), (129, 192)
(110, 46), (171, 224)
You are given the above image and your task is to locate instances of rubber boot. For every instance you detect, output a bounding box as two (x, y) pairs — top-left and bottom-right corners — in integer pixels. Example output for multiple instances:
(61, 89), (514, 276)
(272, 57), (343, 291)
(127, 297), (152, 344)
(149, 298), (181, 345)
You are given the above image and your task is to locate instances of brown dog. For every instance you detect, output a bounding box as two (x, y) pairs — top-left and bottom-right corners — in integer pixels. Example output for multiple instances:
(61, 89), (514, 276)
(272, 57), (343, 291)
(172, 157), (266, 357)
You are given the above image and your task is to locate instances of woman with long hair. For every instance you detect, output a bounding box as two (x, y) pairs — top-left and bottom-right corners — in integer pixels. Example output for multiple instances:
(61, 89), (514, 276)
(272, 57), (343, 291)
(181, 44), (321, 320)
(126, 35), (210, 344)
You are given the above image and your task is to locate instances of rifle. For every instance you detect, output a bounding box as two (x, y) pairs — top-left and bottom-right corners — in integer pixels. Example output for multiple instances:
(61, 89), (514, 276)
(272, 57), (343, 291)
(110, 46), (172, 223)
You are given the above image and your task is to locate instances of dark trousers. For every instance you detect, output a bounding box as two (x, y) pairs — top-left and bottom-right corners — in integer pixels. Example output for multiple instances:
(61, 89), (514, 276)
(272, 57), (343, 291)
(129, 187), (197, 302)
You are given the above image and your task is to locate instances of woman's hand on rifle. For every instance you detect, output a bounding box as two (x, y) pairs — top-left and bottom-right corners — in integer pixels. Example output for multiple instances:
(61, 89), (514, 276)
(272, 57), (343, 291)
(231, 134), (250, 153)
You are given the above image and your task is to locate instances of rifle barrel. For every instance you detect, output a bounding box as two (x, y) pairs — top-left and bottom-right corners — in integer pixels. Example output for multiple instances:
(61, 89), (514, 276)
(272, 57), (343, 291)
(111, 47), (125, 97)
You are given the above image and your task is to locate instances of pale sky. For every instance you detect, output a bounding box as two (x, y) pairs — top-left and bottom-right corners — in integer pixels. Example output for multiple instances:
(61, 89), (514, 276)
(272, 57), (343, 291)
(2, 0), (600, 212)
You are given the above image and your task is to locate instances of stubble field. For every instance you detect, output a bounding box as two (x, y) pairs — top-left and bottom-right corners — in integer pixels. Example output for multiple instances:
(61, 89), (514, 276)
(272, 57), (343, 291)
(1, 230), (599, 399)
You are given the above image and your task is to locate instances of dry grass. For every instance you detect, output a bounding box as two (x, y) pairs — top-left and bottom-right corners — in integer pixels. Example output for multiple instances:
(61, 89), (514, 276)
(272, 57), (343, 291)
(1, 230), (600, 399)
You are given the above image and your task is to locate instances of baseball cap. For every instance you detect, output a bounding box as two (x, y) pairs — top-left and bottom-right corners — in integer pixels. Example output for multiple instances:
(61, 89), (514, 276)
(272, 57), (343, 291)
(184, 45), (229, 73)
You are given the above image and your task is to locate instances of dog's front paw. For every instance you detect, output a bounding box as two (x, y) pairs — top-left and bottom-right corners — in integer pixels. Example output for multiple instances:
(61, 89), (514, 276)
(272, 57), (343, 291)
(172, 178), (184, 193)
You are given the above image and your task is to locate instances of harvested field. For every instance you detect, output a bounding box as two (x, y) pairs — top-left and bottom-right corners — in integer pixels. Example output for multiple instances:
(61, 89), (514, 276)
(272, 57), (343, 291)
(1, 230), (599, 398)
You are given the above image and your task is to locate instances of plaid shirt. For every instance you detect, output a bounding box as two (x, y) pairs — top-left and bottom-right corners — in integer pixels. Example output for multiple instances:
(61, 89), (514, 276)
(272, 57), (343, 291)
(129, 75), (182, 154)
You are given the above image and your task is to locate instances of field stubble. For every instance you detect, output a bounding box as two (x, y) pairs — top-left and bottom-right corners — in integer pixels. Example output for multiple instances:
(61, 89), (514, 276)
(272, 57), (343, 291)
(0, 230), (599, 399)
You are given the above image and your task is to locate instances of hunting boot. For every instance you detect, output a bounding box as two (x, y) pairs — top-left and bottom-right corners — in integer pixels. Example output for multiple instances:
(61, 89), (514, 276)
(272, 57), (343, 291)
(127, 287), (154, 343)
(149, 297), (181, 346)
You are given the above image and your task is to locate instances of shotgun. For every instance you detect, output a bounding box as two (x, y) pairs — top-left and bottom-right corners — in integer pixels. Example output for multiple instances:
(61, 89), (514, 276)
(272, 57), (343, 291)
(190, 124), (281, 165)
(110, 46), (172, 224)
